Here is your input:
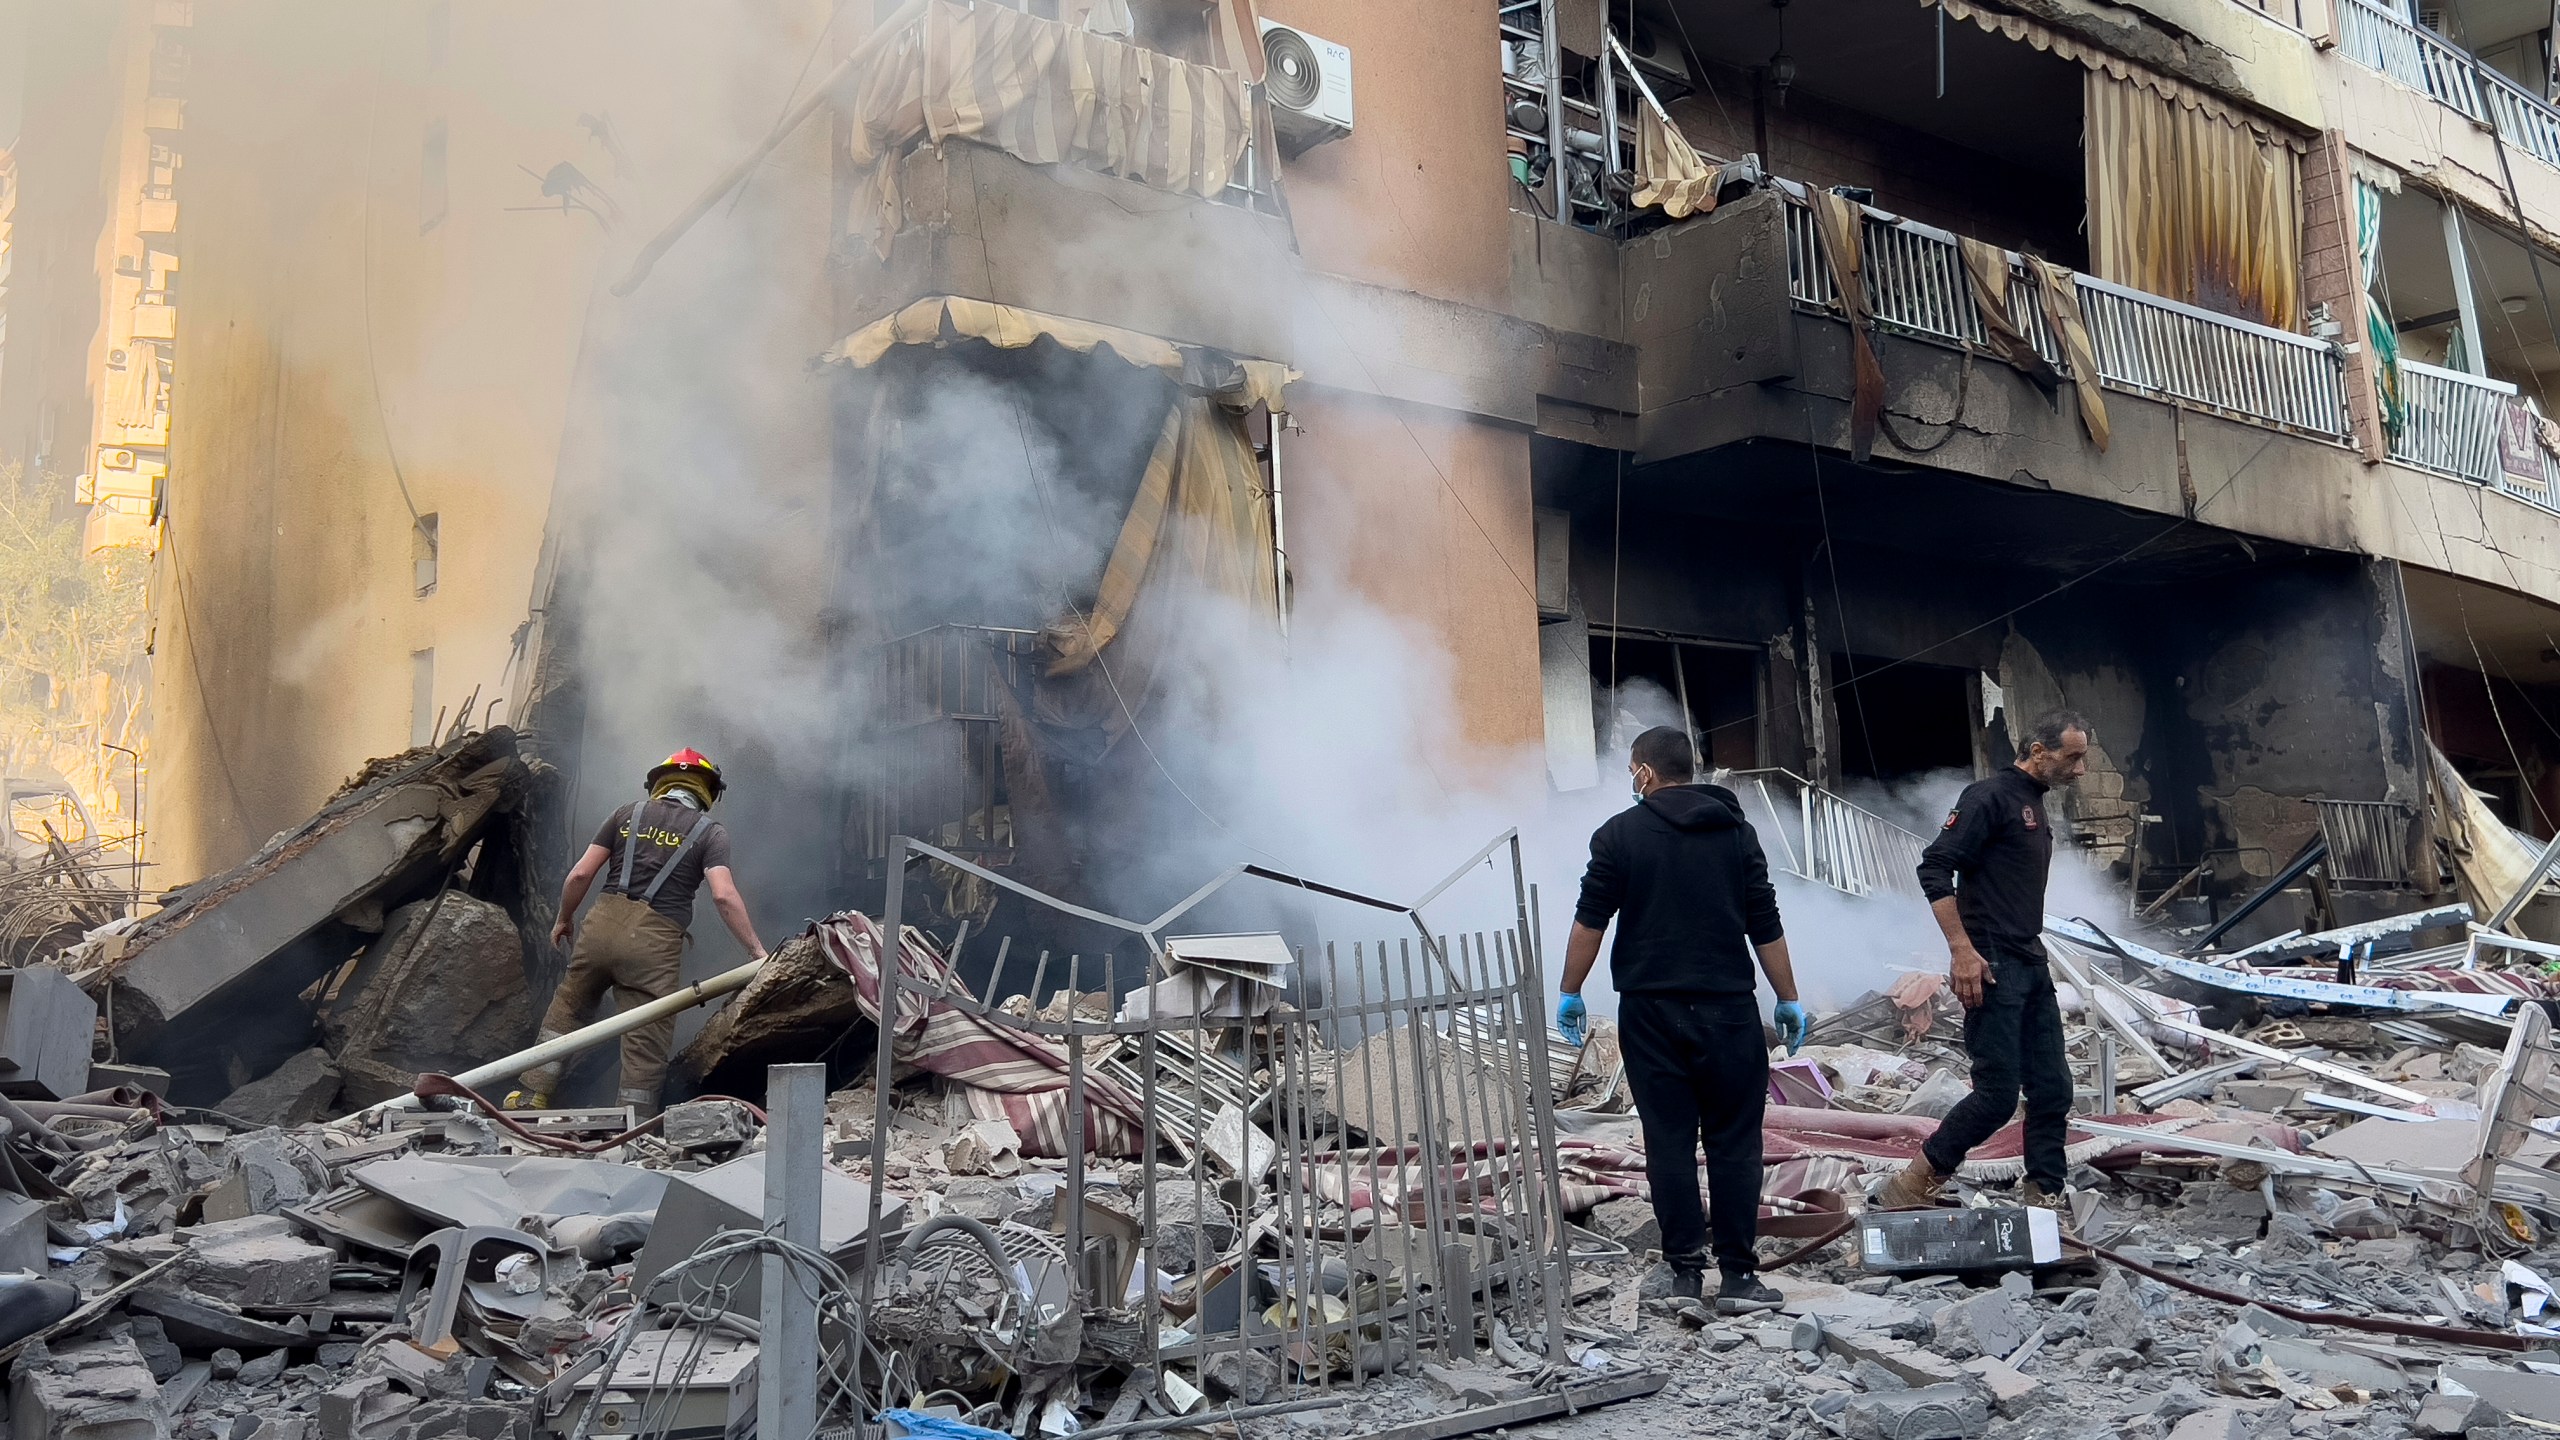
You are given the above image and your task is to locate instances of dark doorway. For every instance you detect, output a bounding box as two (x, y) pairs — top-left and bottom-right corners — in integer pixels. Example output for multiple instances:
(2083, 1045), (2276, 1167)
(1590, 634), (1763, 771)
(1832, 655), (1975, 782)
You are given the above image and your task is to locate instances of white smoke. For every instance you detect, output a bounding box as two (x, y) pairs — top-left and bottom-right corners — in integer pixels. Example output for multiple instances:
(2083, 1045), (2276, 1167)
(509, 6), (2129, 1032)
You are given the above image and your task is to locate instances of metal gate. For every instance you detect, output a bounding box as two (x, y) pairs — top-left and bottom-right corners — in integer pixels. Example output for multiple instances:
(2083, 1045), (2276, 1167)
(855, 830), (1575, 1401)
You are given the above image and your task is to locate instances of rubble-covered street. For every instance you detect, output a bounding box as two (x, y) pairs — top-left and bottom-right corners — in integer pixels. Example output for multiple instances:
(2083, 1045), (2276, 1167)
(7, 732), (2560, 1440)
(28, 0), (2560, 1436)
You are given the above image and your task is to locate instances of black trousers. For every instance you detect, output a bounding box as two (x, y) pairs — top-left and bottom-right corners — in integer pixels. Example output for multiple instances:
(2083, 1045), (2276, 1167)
(1619, 992), (1767, 1277)
(1921, 946), (2072, 1191)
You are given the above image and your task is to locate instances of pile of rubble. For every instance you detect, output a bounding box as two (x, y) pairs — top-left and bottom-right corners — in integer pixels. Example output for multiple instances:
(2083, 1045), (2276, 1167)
(24, 735), (2560, 1440)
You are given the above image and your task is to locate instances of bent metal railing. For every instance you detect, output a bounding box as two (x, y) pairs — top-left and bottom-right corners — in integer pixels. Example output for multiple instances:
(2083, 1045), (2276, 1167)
(1780, 190), (2350, 441)
(1724, 768), (1930, 901)
(857, 829), (1576, 1396)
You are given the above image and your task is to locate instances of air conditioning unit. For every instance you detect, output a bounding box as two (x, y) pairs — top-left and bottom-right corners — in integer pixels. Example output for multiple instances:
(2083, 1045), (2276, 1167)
(100, 448), (136, 471)
(1258, 20), (1353, 156)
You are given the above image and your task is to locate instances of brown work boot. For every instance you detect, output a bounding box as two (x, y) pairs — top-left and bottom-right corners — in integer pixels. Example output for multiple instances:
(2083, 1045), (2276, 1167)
(1873, 1157), (1947, 1209)
(2021, 1182), (2077, 1236)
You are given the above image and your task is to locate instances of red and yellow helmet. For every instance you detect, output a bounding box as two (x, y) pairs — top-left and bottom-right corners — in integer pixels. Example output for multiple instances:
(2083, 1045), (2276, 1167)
(645, 747), (726, 800)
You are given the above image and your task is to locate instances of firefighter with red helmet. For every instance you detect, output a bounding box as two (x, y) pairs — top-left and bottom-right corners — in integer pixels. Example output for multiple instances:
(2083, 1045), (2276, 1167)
(509, 748), (766, 1116)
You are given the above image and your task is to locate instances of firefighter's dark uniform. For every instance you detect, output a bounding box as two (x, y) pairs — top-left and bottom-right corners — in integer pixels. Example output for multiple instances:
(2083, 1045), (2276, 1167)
(520, 794), (722, 1111)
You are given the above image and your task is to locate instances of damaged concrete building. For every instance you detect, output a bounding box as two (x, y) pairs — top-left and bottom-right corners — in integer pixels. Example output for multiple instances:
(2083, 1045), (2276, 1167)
(37, 5), (2560, 1438)
(0, 0), (2556, 934)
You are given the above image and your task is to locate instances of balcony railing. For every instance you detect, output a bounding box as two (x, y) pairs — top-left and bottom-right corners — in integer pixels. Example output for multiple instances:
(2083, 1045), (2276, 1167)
(2338, 0), (2560, 175)
(1725, 769), (1930, 901)
(1781, 190), (2351, 441)
(2338, 0), (2486, 119)
(2390, 359), (2560, 510)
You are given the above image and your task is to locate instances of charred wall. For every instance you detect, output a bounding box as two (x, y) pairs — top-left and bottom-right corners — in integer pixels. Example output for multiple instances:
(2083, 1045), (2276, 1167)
(1543, 426), (2424, 891)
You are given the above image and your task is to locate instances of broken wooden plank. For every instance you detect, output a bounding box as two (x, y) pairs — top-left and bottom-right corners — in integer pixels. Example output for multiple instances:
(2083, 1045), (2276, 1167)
(0, 1250), (188, 1366)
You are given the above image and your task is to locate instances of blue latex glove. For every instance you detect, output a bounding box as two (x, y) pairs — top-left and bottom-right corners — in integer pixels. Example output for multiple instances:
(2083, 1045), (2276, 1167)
(1773, 1000), (1809, 1056)
(1556, 993), (1589, 1047)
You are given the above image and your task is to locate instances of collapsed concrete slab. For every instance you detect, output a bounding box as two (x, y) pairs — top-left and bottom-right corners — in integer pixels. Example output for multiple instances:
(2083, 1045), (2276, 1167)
(12, 1335), (168, 1440)
(66, 731), (530, 1103)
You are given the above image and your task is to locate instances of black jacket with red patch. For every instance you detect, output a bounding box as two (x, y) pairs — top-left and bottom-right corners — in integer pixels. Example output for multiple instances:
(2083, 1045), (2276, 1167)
(1915, 766), (2055, 954)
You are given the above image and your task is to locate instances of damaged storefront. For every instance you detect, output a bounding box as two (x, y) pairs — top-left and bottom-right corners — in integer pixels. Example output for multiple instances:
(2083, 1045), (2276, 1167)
(820, 297), (1291, 939)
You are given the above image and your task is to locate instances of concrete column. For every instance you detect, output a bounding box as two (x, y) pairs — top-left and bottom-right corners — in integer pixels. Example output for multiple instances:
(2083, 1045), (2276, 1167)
(2300, 130), (2390, 463)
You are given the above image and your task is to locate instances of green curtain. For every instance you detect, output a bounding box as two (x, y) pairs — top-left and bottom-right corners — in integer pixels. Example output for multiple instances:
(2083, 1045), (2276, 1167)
(2356, 179), (2404, 444)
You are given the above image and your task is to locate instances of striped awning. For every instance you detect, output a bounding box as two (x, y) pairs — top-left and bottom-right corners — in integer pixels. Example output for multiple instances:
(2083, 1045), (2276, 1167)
(823, 295), (1293, 413)
(844, 1), (1255, 256)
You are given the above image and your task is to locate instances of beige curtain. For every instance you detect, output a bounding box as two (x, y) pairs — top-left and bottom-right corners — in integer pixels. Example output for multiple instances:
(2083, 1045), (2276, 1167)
(1956, 237), (2058, 391)
(2028, 259), (2112, 452)
(845, 1), (1254, 256)
(1808, 189), (1885, 462)
(826, 295), (1285, 752)
(1632, 104), (1723, 220)
(2085, 71), (2303, 329)
(1044, 394), (1277, 692)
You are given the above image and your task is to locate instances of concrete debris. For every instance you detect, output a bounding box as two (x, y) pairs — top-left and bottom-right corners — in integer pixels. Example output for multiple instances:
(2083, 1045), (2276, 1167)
(2084, 1269), (2152, 1351)
(14, 1334), (169, 1440)
(25, 744), (2560, 1440)
(2411, 1390), (2494, 1435)
(1927, 1291), (2029, 1362)
(61, 731), (537, 1104)
(1583, 1195), (1661, 1255)
(214, 1052), (342, 1130)
(1836, 1383), (1988, 1439)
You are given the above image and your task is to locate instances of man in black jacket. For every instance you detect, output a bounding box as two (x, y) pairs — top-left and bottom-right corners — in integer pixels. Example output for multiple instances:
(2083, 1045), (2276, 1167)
(1559, 726), (1808, 1315)
(1876, 709), (2090, 1212)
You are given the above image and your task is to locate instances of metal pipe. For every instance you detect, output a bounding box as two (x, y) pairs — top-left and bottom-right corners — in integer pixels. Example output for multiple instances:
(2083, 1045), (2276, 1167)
(861, 839), (911, 1314)
(1538, 0), (1566, 218)
(344, 953), (768, 1122)
(1268, 418), (1290, 640)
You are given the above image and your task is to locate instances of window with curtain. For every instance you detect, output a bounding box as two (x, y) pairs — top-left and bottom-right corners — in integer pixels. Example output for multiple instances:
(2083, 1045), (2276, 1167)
(2084, 70), (2305, 329)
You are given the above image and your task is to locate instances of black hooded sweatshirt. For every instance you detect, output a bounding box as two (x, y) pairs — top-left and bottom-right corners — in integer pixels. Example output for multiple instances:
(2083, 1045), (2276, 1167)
(1573, 783), (1786, 996)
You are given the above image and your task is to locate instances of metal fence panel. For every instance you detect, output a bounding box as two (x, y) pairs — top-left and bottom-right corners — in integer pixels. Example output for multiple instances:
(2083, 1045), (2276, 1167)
(2310, 799), (2416, 887)
(858, 832), (1575, 1399)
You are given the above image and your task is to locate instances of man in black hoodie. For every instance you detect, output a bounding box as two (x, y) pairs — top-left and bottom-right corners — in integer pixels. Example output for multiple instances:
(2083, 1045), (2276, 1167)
(1559, 726), (1808, 1315)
